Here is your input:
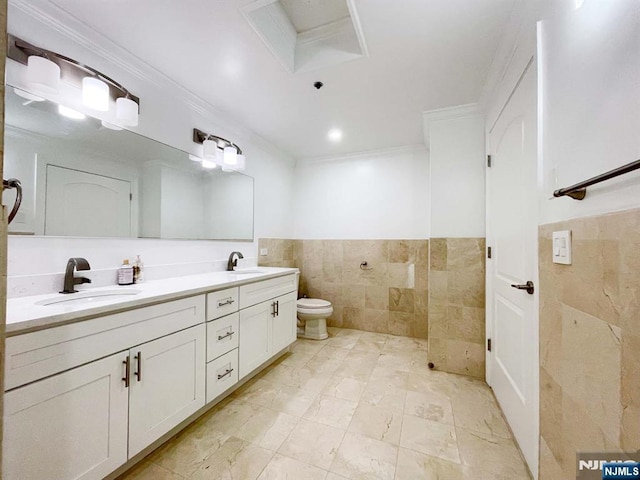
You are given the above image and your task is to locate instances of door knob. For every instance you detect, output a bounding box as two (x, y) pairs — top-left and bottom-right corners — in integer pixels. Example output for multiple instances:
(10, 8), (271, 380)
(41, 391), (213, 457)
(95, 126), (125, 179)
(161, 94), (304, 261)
(511, 281), (534, 294)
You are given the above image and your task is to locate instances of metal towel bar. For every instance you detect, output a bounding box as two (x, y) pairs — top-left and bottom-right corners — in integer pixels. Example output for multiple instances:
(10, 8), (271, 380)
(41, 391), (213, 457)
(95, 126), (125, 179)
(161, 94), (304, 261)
(553, 159), (640, 200)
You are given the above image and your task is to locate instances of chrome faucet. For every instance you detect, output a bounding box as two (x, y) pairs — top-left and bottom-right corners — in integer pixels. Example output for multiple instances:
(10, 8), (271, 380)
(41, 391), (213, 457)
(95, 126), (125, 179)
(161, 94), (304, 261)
(60, 257), (92, 294)
(227, 251), (244, 271)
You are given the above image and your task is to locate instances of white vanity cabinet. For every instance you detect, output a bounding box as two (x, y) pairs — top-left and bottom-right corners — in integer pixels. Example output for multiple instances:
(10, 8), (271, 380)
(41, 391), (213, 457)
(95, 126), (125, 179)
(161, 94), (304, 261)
(3, 295), (206, 480)
(128, 324), (205, 457)
(238, 274), (298, 379)
(4, 351), (129, 480)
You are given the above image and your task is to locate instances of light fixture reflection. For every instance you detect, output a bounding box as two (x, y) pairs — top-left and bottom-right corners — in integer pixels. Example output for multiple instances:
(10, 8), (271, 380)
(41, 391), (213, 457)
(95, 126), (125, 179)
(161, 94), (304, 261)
(202, 158), (218, 169)
(101, 120), (123, 131)
(58, 105), (86, 120)
(224, 146), (238, 165)
(116, 97), (139, 126)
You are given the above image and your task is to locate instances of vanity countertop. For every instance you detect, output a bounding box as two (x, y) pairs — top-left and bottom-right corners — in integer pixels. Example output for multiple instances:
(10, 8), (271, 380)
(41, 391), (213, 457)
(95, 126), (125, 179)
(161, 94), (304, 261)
(6, 267), (299, 336)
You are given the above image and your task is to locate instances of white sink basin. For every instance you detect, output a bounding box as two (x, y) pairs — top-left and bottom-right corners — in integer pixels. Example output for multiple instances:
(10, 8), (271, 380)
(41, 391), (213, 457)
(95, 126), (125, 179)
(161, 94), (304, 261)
(229, 268), (264, 275)
(36, 289), (141, 306)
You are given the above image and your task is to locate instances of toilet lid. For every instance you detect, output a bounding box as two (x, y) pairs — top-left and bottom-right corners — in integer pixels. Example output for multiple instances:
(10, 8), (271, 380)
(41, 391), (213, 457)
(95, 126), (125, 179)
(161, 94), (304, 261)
(297, 298), (331, 309)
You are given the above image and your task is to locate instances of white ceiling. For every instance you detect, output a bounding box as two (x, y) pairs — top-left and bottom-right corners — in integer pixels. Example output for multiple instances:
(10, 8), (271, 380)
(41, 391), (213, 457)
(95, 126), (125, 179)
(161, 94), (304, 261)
(279, 0), (350, 33)
(47, 0), (516, 159)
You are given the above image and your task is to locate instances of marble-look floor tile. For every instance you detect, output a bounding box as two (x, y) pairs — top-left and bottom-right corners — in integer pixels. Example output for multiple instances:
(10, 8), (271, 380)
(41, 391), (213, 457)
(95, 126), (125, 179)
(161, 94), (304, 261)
(315, 346), (352, 362)
(290, 339), (327, 356)
(189, 437), (273, 480)
(456, 427), (530, 478)
(238, 379), (319, 416)
(278, 419), (345, 470)
(360, 379), (407, 410)
(148, 421), (229, 477)
(304, 394), (358, 429)
(234, 406), (299, 451)
(330, 432), (397, 480)
(279, 351), (314, 368)
(395, 448), (469, 480)
(400, 415), (460, 463)
(257, 454), (328, 480)
(348, 403), (403, 445)
(322, 376), (367, 402)
(199, 399), (261, 436)
(405, 389), (454, 425)
(119, 460), (184, 480)
(451, 390), (510, 438)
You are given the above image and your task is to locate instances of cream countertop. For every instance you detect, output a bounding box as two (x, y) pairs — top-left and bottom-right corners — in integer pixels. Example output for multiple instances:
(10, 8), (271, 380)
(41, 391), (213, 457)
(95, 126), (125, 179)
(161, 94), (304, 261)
(6, 267), (299, 336)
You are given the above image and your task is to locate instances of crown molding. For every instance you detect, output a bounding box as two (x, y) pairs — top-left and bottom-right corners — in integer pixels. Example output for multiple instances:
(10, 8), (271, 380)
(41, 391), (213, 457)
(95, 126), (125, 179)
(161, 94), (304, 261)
(8, 0), (294, 162)
(297, 143), (427, 166)
(422, 103), (483, 145)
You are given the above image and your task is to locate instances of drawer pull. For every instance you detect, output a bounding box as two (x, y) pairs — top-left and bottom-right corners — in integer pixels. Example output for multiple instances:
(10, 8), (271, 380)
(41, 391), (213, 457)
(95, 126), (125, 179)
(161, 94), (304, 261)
(218, 298), (235, 307)
(217, 331), (235, 341)
(134, 351), (142, 382)
(122, 356), (130, 388)
(217, 368), (234, 380)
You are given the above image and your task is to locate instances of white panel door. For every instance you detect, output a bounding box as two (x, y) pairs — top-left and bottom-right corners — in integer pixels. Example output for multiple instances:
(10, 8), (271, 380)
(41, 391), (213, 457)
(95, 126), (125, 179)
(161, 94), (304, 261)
(128, 324), (206, 457)
(487, 61), (539, 476)
(3, 352), (129, 480)
(272, 292), (297, 354)
(238, 300), (272, 379)
(45, 164), (131, 237)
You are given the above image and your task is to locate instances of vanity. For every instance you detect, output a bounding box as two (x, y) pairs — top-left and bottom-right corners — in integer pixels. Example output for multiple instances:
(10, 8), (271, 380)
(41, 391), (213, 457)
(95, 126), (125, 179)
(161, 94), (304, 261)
(3, 268), (299, 480)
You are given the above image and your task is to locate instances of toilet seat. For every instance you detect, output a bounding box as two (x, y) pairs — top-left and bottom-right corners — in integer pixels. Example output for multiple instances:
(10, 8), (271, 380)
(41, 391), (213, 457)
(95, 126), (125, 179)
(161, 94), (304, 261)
(297, 298), (331, 309)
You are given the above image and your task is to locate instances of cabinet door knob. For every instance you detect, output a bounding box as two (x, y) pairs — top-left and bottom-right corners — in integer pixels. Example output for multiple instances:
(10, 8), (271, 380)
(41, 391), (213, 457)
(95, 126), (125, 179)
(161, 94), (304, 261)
(134, 351), (142, 382)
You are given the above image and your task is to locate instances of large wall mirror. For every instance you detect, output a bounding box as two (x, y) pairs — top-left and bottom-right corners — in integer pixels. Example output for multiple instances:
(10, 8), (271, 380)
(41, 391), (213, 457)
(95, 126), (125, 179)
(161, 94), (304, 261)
(4, 85), (254, 241)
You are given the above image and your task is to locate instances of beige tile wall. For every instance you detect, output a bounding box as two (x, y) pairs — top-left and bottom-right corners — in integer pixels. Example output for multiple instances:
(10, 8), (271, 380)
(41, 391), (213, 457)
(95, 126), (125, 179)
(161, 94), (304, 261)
(427, 238), (486, 379)
(538, 208), (640, 479)
(257, 238), (296, 268)
(259, 239), (429, 338)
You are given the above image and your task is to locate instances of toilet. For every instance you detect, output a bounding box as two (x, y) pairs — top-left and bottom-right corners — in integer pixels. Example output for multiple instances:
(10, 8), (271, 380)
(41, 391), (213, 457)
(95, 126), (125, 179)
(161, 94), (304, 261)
(296, 298), (333, 340)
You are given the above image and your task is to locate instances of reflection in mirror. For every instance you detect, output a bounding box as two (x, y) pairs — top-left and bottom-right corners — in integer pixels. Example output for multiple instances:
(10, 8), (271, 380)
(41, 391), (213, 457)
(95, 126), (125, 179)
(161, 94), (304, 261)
(4, 85), (254, 240)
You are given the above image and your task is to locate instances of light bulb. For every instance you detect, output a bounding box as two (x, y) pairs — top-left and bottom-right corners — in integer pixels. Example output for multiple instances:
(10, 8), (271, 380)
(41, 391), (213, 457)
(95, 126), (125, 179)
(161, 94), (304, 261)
(202, 158), (217, 169)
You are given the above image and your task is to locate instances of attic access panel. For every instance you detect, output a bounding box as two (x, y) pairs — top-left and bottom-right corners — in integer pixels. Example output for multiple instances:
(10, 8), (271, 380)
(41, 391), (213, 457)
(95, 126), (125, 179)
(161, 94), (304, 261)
(242, 0), (368, 74)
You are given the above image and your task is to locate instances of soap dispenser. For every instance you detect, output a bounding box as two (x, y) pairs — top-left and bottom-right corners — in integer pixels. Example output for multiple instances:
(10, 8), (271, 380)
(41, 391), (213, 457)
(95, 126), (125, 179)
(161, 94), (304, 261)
(118, 259), (134, 286)
(133, 254), (144, 284)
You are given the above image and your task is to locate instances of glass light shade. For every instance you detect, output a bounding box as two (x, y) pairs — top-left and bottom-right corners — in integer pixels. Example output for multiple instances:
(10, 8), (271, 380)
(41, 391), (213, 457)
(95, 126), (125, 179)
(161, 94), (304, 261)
(82, 77), (110, 111)
(101, 120), (123, 131)
(235, 154), (246, 171)
(13, 88), (44, 102)
(201, 158), (217, 169)
(224, 146), (238, 165)
(27, 56), (60, 94)
(58, 105), (86, 120)
(116, 97), (139, 126)
(203, 139), (218, 159)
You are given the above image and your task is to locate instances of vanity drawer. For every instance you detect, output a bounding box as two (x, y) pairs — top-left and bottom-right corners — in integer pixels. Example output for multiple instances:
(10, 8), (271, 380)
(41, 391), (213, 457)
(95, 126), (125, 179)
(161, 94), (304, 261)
(206, 313), (239, 362)
(206, 287), (239, 321)
(5, 295), (205, 390)
(239, 274), (298, 309)
(206, 349), (238, 403)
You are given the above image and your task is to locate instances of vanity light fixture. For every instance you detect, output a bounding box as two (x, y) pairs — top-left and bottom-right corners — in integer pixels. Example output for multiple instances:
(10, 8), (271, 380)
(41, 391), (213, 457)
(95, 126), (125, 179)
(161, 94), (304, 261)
(193, 128), (246, 171)
(9, 35), (140, 127)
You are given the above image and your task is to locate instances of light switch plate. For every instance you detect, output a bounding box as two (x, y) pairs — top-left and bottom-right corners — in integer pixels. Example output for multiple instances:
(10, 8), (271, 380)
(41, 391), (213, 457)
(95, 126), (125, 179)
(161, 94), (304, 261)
(260, 248), (268, 256)
(552, 230), (572, 265)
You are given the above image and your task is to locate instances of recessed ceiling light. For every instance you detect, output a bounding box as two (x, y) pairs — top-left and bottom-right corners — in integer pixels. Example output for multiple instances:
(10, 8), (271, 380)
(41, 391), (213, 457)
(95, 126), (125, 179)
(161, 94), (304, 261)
(58, 105), (86, 120)
(328, 128), (342, 142)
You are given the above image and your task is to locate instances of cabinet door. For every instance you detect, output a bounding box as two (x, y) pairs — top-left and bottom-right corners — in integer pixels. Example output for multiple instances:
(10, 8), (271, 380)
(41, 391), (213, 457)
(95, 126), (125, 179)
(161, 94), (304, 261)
(272, 292), (297, 354)
(128, 324), (205, 457)
(238, 300), (272, 379)
(3, 352), (129, 480)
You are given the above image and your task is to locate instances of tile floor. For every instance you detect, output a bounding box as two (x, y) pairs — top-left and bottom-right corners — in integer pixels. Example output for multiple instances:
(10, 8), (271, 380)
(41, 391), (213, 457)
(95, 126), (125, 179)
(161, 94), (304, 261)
(119, 328), (531, 480)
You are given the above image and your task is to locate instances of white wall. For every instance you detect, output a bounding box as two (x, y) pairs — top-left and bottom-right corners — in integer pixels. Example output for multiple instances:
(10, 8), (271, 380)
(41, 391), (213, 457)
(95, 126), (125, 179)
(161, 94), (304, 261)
(293, 145), (429, 239)
(6, 2), (295, 296)
(424, 106), (486, 238)
(538, 0), (640, 224)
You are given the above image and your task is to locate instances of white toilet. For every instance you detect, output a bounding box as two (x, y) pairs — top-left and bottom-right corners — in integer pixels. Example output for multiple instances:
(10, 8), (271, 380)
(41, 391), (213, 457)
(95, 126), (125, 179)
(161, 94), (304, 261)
(296, 298), (333, 340)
